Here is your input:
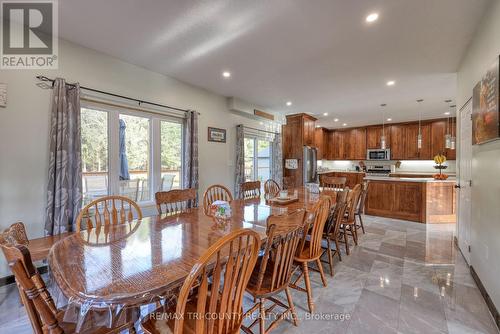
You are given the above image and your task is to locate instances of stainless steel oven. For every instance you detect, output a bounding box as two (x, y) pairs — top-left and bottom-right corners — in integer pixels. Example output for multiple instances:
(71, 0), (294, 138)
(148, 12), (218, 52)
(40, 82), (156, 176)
(367, 149), (391, 161)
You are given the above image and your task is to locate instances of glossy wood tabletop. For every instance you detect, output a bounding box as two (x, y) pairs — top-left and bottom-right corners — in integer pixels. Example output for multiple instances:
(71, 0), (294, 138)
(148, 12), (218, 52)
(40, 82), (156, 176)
(48, 187), (332, 308)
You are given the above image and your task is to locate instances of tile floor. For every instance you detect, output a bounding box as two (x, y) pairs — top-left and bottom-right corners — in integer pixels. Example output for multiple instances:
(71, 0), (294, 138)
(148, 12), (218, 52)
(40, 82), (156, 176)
(1, 215), (498, 333)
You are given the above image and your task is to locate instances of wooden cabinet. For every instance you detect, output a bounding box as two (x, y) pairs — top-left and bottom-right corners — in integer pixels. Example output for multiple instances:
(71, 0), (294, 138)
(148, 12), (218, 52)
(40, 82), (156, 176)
(314, 128), (328, 159)
(348, 128), (367, 160)
(282, 113), (317, 186)
(431, 120), (456, 160)
(331, 131), (347, 160)
(419, 124), (432, 160)
(365, 180), (456, 223)
(366, 126), (391, 149)
(319, 172), (365, 188)
(390, 125), (406, 160)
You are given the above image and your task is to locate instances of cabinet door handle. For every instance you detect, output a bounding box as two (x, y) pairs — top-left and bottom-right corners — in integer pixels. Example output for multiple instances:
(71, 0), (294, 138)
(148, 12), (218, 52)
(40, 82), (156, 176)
(454, 184), (461, 189)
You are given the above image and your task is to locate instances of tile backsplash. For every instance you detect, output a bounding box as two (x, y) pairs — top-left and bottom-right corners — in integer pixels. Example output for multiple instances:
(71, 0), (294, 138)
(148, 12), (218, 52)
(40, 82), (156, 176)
(318, 159), (456, 174)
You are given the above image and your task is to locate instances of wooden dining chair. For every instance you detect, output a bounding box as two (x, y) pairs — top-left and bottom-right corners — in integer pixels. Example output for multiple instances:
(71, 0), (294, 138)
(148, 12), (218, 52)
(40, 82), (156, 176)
(340, 184), (362, 255)
(321, 189), (349, 276)
(320, 175), (346, 191)
(290, 196), (331, 313)
(1, 223), (136, 334)
(240, 181), (261, 200)
(282, 176), (295, 190)
(75, 195), (143, 231)
(242, 209), (306, 334)
(263, 179), (280, 199)
(141, 229), (261, 334)
(155, 188), (197, 215)
(355, 181), (369, 234)
(202, 184), (233, 215)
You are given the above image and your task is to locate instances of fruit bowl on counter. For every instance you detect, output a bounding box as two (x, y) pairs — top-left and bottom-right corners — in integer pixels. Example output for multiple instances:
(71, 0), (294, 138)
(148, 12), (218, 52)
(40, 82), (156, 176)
(433, 154), (449, 180)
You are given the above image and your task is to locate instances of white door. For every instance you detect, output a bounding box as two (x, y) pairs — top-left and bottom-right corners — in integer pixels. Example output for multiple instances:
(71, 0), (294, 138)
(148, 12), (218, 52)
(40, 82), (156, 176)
(457, 99), (472, 264)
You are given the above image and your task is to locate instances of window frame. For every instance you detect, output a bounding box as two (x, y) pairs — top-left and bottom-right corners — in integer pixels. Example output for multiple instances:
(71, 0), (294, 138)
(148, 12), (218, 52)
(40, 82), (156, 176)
(80, 101), (185, 207)
(244, 134), (273, 182)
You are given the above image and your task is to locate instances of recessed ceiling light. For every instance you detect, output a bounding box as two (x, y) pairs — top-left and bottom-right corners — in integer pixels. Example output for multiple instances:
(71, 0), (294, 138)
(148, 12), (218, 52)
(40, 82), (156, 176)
(444, 112), (451, 115)
(366, 13), (379, 23)
(323, 112), (328, 116)
(343, 123), (347, 126)
(334, 118), (339, 122)
(316, 125), (321, 128)
(259, 121), (264, 125)
(386, 80), (395, 86)
(222, 71), (231, 78)
(286, 101), (292, 106)
(387, 118), (392, 121)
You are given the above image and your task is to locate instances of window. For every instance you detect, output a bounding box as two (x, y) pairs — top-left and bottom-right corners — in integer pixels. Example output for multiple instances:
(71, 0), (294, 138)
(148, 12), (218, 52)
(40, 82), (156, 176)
(81, 103), (184, 206)
(244, 136), (273, 184)
(81, 108), (109, 205)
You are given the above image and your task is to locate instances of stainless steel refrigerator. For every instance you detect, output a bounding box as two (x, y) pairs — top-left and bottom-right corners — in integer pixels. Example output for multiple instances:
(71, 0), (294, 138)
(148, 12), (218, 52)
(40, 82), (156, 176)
(303, 146), (318, 184)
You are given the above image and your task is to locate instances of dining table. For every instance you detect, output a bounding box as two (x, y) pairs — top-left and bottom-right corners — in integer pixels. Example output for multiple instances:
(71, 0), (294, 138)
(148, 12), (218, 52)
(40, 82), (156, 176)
(48, 186), (338, 330)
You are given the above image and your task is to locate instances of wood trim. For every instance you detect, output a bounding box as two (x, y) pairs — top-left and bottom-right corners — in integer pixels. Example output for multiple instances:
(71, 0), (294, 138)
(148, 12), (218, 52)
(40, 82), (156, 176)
(328, 117), (456, 131)
(470, 266), (500, 331)
(254, 109), (274, 120)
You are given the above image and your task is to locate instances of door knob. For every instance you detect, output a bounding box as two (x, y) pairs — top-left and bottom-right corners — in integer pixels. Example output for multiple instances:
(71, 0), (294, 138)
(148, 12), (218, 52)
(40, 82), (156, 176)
(454, 184), (461, 189)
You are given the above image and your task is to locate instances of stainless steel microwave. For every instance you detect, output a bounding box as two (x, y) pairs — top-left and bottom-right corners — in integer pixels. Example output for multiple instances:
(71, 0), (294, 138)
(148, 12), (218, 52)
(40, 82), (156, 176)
(367, 149), (391, 160)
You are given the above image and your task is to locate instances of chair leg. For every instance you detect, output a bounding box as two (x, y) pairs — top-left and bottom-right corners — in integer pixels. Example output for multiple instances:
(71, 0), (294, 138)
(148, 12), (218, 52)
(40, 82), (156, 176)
(259, 298), (266, 334)
(343, 225), (350, 255)
(334, 237), (342, 261)
(302, 263), (314, 313)
(285, 287), (299, 327)
(358, 213), (365, 234)
(316, 259), (327, 287)
(352, 225), (358, 245)
(326, 238), (334, 277)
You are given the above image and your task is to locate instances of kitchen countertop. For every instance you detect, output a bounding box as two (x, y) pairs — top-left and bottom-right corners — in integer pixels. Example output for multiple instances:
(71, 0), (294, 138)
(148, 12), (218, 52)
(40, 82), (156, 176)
(364, 176), (456, 183)
(317, 170), (365, 174)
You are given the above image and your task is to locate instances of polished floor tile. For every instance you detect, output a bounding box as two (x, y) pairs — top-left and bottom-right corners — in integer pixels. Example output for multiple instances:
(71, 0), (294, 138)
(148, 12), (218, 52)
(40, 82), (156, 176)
(0, 215), (498, 334)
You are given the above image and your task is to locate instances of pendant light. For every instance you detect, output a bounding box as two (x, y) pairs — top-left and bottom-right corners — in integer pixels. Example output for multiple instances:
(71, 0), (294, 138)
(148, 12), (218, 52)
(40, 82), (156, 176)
(445, 116), (451, 149)
(450, 105), (456, 150)
(380, 103), (387, 149)
(416, 99), (423, 149)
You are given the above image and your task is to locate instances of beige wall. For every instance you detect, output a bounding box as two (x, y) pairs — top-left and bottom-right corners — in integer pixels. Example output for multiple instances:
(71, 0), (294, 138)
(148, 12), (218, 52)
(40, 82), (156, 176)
(0, 39), (268, 276)
(457, 0), (500, 311)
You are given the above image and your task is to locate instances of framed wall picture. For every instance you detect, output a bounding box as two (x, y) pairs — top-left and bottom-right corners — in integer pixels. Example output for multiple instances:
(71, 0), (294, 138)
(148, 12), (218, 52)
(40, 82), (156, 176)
(472, 56), (499, 145)
(208, 127), (227, 143)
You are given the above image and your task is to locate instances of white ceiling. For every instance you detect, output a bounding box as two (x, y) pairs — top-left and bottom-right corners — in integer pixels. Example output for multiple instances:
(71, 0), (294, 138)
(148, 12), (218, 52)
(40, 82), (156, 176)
(58, 0), (490, 128)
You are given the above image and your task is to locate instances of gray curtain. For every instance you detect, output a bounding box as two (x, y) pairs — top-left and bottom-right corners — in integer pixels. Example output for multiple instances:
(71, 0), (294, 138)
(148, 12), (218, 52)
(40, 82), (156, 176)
(235, 125), (245, 198)
(44, 78), (82, 235)
(272, 132), (283, 188)
(183, 110), (199, 204)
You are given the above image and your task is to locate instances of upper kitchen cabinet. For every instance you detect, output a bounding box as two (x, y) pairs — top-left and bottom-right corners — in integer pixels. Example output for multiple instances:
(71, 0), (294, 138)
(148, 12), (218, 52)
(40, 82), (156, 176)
(431, 120), (456, 160)
(348, 128), (367, 160)
(366, 126), (391, 149)
(404, 123), (431, 160)
(303, 114), (316, 146)
(314, 127), (328, 159)
(390, 125), (406, 160)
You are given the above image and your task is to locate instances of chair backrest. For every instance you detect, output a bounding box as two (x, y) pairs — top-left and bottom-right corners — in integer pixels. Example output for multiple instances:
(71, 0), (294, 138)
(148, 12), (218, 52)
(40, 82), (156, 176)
(240, 181), (261, 199)
(324, 188), (349, 237)
(155, 188), (197, 215)
(320, 175), (346, 191)
(282, 176), (295, 190)
(10, 253), (63, 334)
(174, 229), (261, 334)
(264, 179), (280, 198)
(202, 184), (233, 215)
(356, 181), (369, 214)
(346, 184), (362, 223)
(0, 223), (58, 334)
(76, 195), (143, 231)
(119, 179), (140, 201)
(254, 209), (305, 293)
(298, 196), (331, 260)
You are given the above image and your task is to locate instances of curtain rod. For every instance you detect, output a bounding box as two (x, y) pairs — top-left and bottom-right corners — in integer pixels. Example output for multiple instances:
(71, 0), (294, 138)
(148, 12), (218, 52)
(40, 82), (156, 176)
(36, 75), (196, 114)
(240, 124), (280, 135)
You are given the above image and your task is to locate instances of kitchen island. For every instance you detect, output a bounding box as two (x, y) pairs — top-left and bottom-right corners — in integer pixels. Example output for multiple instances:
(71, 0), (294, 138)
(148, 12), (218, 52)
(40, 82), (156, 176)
(364, 176), (456, 224)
